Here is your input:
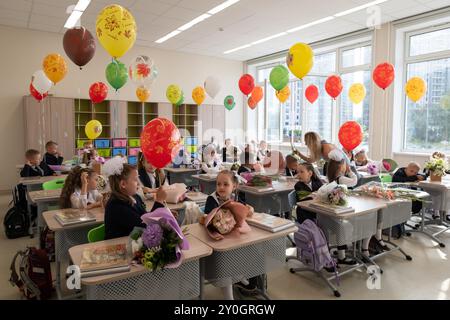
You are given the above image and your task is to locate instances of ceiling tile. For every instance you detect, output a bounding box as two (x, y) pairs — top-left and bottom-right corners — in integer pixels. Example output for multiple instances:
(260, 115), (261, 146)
(177, 0), (223, 11)
(130, 0), (173, 16)
(32, 4), (68, 17)
(28, 22), (62, 33)
(30, 13), (66, 27)
(0, 18), (28, 29)
(161, 6), (203, 20)
(0, 8), (30, 21)
(421, 0), (450, 10)
(0, 0), (32, 11)
(33, 0), (75, 8)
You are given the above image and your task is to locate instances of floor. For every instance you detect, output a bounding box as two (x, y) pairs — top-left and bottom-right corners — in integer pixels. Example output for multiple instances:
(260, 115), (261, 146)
(1, 193), (449, 300)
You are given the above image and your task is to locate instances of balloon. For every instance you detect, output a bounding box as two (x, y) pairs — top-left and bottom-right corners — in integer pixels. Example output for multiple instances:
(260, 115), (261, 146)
(192, 86), (205, 105)
(96, 4), (136, 58)
(405, 77), (426, 102)
(105, 59), (128, 91)
(276, 85), (290, 103)
(338, 121), (363, 152)
(129, 55), (157, 87)
(239, 74), (255, 95)
(166, 84), (182, 104)
(270, 65), (289, 91)
(248, 96), (257, 109)
(251, 86), (263, 103)
(29, 83), (48, 102)
(325, 75), (343, 100)
(305, 85), (319, 104)
(32, 70), (52, 94)
(42, 53), (67, 84)
(348, 83), (366, 104)
(204, 76), (221, 98)
(89, 82), (108, 104)
(175, 92), (185, 107)
(63, 27), (96, 69)
(85, 120), (103, 140)
(140, 118), (182, 169)
(136, 85), (150, 102)
(224, 95), (235, 111)
(373, 62), (395, 90)
(286, 43), (314, 80)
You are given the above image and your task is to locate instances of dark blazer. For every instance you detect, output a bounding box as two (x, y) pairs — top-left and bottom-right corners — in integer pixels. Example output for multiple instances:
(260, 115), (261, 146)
(104, 194), (164, 240)
(43, 152), (63, 165)
(138, 168), (163, 189)
(392, 168), (426, 183)
(237, 165), (253, 176)
(295, 178), (323, 224)
(20, 162), (55, 177)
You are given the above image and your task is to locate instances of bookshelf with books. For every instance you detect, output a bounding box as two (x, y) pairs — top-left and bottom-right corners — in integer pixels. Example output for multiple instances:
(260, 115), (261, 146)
(173, 104), (199, 160)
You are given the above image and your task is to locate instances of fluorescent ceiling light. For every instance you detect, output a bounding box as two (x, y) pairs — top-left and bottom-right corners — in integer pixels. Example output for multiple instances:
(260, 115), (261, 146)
(208, 0), (240, 15)
(73, 0), (91, 12)
(155, 0), (240, 43)
(155, 30), (181, 43)
(287, 16), (335, 33)
(64, 10), (83, 29)
(224, 44), (252, 54)
(334, 0), (388, 17)
(178, 13), (211, 31)
(252, 32), (287, 45)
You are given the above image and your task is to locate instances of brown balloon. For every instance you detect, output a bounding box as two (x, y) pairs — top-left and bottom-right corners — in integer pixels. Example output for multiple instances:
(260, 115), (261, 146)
(63, 27), (96, 69)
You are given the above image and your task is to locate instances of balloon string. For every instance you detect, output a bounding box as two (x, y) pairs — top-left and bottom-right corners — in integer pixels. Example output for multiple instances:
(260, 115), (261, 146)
(42, 100), (46, 151)
(38, 100), (42, 152)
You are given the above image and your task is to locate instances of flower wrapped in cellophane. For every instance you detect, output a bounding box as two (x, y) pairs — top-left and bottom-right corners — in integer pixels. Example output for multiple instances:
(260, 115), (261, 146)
(316, 182), (349, 206)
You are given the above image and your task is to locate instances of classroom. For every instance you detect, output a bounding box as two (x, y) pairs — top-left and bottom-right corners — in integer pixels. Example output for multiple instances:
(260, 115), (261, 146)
(0, 0), (449, 302)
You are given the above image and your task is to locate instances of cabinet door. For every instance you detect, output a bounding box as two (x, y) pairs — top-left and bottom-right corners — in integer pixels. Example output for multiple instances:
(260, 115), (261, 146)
(212, 105), (226, 142)
(158, 102), (173, 121)
(50, 97), (75, 159)
(197, 104), (213, 144)
(23, 96), (52, 153)
(110, 100), (127, 138)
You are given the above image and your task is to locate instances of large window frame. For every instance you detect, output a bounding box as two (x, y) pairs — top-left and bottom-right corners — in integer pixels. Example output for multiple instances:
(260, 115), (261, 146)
(401, 22), (450, 153)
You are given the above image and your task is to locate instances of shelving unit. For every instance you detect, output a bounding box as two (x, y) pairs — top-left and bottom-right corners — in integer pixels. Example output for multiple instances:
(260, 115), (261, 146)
(173, 104), (199, 159)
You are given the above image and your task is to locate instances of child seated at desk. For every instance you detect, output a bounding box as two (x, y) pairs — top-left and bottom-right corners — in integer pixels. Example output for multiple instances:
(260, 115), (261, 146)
(354, 148), (369, 167)
(285, 154), (299, 177)
(393, 162), (426, 183)
(256, 140), (268, 162)
(60, 166), (103, 209)
(201, 146), (221, 173)
(137, 151), (168, 199)
(43, 140), (63, 166)
(20, 149), (55, 177)
(295, 163), (324, 223)
(238, 151), (258, 175)
(103, 158), (167, 240)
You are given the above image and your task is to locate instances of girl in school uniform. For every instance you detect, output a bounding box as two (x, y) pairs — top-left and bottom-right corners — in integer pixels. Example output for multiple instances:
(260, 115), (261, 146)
(60, 166), (103, 209)
(103, 157), (166, 240)
(201, 146), (221, 173)
(295, 163), (324, 223)
(137, 151), (168, 199)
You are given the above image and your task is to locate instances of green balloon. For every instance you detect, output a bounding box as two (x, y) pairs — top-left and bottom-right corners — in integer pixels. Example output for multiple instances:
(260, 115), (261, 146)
(269, 65), (289, 91)
(105, 59), (128, 91)
(175, 92), (184, 106)
(224, 95), (235, 111)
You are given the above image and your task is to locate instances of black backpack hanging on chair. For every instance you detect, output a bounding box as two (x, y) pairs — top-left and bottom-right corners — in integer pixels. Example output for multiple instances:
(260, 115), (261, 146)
(3, 184), (30, 239)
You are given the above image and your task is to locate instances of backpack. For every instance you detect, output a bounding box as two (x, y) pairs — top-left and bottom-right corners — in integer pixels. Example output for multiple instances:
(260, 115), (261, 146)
(294, 220), (336, 273)
(39, 227), (55, 262)
(3, 185), (30, 239)
(9, 247), (53, 300)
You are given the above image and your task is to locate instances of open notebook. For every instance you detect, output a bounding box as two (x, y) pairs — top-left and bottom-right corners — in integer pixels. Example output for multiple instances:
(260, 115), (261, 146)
(55, 209), (96, 226)
(80, 243), (130, 277)
(308, 201), (355, 214)
(246, 212), (295, 233)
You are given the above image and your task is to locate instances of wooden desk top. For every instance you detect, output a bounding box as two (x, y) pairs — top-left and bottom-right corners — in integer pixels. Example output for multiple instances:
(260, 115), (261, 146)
(298, 196), (387, 218)
(69, 235), (212, 285)
(192, 174), (217, 181)
(19, 174), (68, 186)
(164, 167), (199, 173)
(28, 189), (61, 203)
(419, 179), (450, 190)
(187, 222), (297, 252)
(237, 180), (296, 195)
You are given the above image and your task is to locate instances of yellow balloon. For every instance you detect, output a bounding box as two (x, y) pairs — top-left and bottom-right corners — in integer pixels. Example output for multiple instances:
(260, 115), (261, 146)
(286, 43), (314, 80)
(85, 120), (103, 140)
(406, 77), (426, 102)
(166, 84), (182, 104)
(96, 4), (137, 58)
(136, 86), (150, 102)
(192, 86), (206, 105)
(276, 85), (290, 103)
(42, 53), (67, 84)
(348, 83), (366, 104)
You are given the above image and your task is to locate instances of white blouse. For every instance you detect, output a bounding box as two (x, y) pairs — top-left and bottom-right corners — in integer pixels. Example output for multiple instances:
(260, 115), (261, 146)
(70, 188), (103, 209)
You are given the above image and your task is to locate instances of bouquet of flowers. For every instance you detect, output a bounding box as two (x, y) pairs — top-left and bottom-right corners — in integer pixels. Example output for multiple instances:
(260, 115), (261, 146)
(240, 172), (273, 187)
(316, 182), (349, 206)
(352, 182), (426, 202)
(366, 162), (379, 175)
(130, 208), (189, 272)
(425, 156), (449, 177)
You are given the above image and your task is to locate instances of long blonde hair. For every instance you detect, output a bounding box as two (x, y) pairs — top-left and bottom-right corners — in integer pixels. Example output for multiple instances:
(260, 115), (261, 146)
(304, 132), (322, 163)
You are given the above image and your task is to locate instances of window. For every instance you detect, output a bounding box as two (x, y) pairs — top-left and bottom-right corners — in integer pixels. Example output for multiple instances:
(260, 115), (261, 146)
(403, 26), (450, 152)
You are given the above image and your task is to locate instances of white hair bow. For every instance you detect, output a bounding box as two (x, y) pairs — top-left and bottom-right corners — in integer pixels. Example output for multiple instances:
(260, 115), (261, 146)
(102, 156), (127, 178)
(328, 149), (344, 162)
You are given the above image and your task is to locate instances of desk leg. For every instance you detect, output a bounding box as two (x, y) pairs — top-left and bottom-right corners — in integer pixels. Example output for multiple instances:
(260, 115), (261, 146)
(409, 208), (446, 248)
(221, 285), (234, 300)
(199, 259), (205, 300)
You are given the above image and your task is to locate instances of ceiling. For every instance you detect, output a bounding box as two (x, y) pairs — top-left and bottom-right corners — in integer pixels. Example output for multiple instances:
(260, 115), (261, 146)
(0, 0), (448, 61)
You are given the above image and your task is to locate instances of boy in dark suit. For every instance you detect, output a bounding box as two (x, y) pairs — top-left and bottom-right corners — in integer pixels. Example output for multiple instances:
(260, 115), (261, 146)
(20, 149), (55, 177)
(43, 141), (63, 166)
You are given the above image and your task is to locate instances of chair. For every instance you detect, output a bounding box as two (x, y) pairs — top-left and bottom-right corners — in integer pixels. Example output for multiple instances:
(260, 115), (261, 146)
(87, 224), (105, 243)
(42, 178), (65, 190)
(287, 190), (297, 220)
(380, 173), (392, 183)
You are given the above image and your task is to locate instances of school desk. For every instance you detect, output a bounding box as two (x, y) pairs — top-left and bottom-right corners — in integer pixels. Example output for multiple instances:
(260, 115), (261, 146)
(19, 174), (68, 191)
(164, 167), (200, 188)
(192, 174), (217, 195)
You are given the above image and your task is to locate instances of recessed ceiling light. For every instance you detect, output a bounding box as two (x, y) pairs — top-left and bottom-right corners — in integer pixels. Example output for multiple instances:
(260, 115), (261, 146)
(63, 0), (91, 29)
(208, 0), (240, 15)
(252, 32), (287, 45)
(73, 0), (91, 12)
(224, 44), (252, 54)
(334, 0), (388, 17)
(287, 16), (335, 33)
(178, 13), (211, 31)
(155, 30), (181, 43)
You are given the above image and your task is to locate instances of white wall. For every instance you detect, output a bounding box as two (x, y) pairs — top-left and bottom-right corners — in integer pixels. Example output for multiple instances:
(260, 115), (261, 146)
(0, 25), (244, 190)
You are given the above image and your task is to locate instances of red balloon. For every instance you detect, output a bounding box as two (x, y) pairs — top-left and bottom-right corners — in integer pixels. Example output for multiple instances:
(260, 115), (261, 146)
(89, 82), (108, 104)
(325, 75), (343, 100)
(373, 62), (395, 90)
(239, 74), (255, 96)
(248, 96), (257, 109)
(63, 27), (96, 69)
(305, 85), (319, 104)
(140, 118), (182, 169)
(29, 83), (48, 101)
(338, 121), (363, 152)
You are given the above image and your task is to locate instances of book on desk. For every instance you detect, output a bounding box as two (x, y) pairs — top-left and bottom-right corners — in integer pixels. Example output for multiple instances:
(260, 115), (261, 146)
(80, 243), (130, 277)
(246, 212), (295, 232)
(308, 201), (355, 214)
(239, 185), (275, 193)
(54, 209), (97, 226)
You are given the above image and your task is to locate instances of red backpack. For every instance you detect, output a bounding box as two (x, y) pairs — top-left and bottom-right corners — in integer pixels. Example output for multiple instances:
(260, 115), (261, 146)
(9, 247), (53, 300)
